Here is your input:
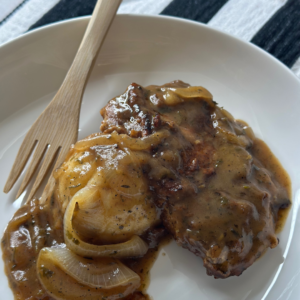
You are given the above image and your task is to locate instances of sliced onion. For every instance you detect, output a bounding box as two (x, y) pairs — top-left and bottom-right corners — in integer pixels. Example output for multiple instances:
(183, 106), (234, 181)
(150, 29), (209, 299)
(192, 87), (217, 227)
(38, 247), (140, 288)
(111, 130), (170, 150)
(64, 187), (149, 258)
(216, 126), (249, 148)
(37, 247), (140, 300)
(74, 133), (115, 151)
(162, 86), (214, 107)
(104, 168), (143, 197)
(171, 86), (213, 99)
(243, 126), (255, 141)
(103, 160), (147, 198)
(101, 147), (145, 198)
(74, 130), (169, 153)
(220, 108), (235, 122)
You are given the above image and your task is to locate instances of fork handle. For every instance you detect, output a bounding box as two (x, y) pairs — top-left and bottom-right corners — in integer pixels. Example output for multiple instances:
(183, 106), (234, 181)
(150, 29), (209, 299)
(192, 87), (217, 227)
(55, 0), (121, 113)
(38, 0), (121, 204)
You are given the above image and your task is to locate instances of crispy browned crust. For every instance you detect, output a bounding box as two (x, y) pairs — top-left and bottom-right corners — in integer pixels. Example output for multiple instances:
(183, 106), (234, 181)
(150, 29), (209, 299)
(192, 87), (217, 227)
(100, 81), (290, 279)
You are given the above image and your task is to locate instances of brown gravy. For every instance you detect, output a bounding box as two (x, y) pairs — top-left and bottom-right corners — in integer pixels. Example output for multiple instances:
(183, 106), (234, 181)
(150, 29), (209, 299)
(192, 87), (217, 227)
(251, 138), (291, 232)
(123, 234), (172, 296)
(2, 198), (63, 300)
(1, 196), (171, 300)
(2, 81), (291, 298)
(2, 136), (290, 299)
(236, 119), (291, 233)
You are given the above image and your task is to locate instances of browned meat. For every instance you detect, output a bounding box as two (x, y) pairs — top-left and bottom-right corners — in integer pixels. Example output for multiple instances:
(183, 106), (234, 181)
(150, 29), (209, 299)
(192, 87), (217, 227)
(101, 81), (291, 278)
(1, 80), (291, 300)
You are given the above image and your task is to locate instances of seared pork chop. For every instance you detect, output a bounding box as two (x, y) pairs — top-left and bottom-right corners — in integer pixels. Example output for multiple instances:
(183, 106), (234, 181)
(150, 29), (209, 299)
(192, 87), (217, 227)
(100, 81), (290, 278)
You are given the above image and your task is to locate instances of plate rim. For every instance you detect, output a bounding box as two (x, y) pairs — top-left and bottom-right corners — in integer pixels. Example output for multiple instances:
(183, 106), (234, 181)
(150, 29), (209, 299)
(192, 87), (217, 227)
(0, 12), (299, 300)
(1, 13), (299, 86)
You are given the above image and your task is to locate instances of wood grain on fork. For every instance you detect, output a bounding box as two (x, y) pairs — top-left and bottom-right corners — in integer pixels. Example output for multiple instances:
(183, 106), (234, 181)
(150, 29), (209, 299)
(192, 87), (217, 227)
(3, 0), (122, 201)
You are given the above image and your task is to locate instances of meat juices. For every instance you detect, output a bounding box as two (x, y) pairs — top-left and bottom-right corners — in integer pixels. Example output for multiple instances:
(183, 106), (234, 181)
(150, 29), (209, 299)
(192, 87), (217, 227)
(100, 81), (290, 278)
(2, 81), (291, 300)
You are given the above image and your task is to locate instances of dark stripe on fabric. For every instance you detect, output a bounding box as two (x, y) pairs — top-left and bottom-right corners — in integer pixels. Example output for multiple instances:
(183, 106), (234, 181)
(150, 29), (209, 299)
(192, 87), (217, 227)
(161, 0), (228, 24)
(0, 0), (29, 26)
(251, 0), (300, 68)
(30, 0), (97, 30)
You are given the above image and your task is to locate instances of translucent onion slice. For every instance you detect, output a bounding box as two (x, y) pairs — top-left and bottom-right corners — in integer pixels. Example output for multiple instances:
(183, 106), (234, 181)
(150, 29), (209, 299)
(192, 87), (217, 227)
(74, 133), (116, 151)
(171, 86), (213, 99)
(162, 86), (214, 107)
(64, 187), (149, 258)
(220, 108), (235, 123)
(101, 146), (145, 198)
(37, 247), (140, 300)
(111, 130), (170, 151)
(103, 158), (145, 198)
(74, 130), (169, 152)
(243, 126), (255, 141)
(39, 247), (140, 288)
(216, 126), (250, 148)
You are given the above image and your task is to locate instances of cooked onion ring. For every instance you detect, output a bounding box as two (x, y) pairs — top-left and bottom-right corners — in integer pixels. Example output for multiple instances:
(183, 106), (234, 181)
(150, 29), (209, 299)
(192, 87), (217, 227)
(37, 247), (140, 300)
(64, 186), (149, 258)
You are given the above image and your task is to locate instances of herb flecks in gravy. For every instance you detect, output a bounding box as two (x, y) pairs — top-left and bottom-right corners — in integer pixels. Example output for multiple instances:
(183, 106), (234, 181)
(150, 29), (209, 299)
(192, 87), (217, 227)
(2, 198), (64, 300)
(2, 81), (291, 299)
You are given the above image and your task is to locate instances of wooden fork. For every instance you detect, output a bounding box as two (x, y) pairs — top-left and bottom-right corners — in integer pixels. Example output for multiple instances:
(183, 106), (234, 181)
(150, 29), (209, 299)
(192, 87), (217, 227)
(3, 0), (122, 201)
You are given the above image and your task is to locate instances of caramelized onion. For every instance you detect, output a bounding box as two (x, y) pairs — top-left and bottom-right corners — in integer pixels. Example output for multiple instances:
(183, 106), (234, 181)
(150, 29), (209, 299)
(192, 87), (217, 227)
(104, 168), (144, 197)
(38, 247), (140, 288)
(216, 126), (250, 148)
(162, 86), (214, 107)
(64, 186), (149, 258)
(37, 247), (140, 300)
(74, 130), (169, 152)
(112, 130), (170, 150)
(243, 126), (255, 141)
(220, 108), (235, 122)
(74, 133), (116, 151)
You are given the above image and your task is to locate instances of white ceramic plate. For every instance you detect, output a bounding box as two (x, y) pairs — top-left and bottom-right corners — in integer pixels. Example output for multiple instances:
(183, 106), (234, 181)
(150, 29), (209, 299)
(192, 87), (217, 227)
(1, 14), (300, 300)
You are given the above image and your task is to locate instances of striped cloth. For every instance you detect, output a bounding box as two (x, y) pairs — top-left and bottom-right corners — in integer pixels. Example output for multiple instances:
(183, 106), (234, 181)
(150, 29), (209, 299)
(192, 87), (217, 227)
(0, 0), (300, 78)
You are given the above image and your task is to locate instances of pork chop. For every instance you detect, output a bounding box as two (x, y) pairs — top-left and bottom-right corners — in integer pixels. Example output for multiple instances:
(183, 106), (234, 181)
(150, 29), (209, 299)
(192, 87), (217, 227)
(100, 81), (290, 278)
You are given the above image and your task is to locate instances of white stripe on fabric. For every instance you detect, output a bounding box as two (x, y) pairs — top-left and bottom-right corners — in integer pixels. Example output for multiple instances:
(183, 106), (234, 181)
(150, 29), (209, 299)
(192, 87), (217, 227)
(118, 0), (173, 15)
(208, 0), (287, 41)
(0, 0), (60, 45)
(291, 58), (300, 79)
(0, 0), (24, 22)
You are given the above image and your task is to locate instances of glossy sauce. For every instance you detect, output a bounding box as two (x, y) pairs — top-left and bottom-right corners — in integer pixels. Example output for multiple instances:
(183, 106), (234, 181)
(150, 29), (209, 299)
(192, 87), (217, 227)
(2, 197), (169, 299)
(237, 120), (291, 233)
(2, 138), (289, 298)
(2, 81), (291, 299)
(2, 198), (63, 300)
(251, 138), (291, 232)
(100, 81), (291, 278)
